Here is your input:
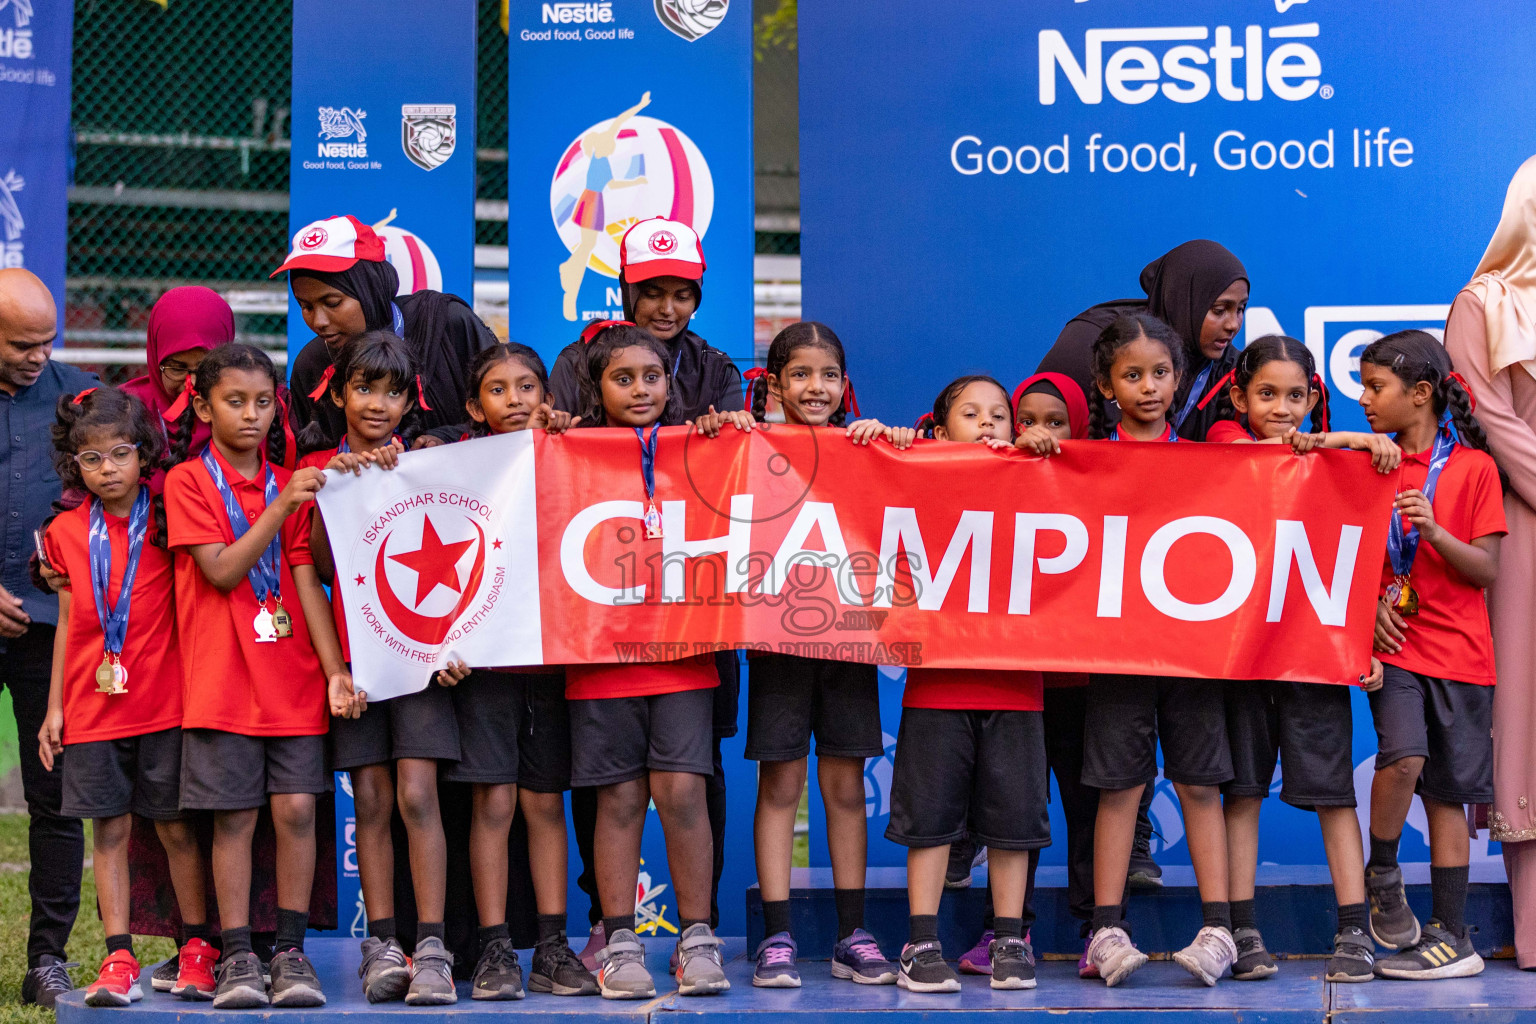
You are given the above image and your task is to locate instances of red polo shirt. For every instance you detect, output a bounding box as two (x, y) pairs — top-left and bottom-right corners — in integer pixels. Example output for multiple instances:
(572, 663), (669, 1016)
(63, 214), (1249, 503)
(1378, 443), (1505, 687)
(165, 446), (327, 735)
(44, 494), (184, 744)
(902, 668), (1044, 711)
(565, 655), (719, 700)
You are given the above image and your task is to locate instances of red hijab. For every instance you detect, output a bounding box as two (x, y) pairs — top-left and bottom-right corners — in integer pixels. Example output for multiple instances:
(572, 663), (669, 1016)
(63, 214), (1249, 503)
(1012, 372), (1090, 440)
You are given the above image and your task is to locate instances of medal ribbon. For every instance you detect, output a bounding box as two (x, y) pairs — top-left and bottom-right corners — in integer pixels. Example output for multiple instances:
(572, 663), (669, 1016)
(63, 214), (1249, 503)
(1386, 426), (1455, 578)
(200, 447), (283, 603)
(338, 433), (403, 454)
(1172, 362), (1213, 430)
(634, 424), (660, 501)
(88, 487), (151, 657)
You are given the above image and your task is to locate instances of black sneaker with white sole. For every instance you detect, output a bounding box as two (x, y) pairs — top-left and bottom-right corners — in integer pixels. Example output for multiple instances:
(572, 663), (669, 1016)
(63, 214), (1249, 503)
(151, 956), (180, 993)
(1374, 921), (1484, 980)
(1326, 927), (1376, 983)
(1365, 866), (1421, 951)
(988, 935), (1036, 990)
(212, 951), (269, 1009)
(269, 949), (326, 1007)
(530, 933), (599, 996)
(1231, 927), (1277, 980)
(897, 940), (960, 994)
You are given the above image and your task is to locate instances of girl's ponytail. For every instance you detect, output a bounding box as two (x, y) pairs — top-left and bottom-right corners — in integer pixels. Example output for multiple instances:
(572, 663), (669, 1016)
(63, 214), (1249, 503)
(744, 367), (769, 423)
(914, 412), (936, 438)
(266, 393), (289, 468)
(1088, 391), (1110, 440)
(166, 396), (199, 466)
(1310, 373), (1330, 434)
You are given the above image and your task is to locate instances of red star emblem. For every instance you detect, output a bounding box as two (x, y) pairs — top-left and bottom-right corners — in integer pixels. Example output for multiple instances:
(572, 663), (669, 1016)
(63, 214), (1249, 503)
(388, 515), (475, 607)
(354, 574), (366, 586)
(492, 538), (502, 550)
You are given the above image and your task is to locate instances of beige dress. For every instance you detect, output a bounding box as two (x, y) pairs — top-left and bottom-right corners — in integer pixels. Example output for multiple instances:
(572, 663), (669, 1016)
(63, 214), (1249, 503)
(1443, 290), (1536, 967)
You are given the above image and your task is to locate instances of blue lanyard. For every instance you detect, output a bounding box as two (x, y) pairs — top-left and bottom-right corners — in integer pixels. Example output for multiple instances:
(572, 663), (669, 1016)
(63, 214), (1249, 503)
(88, 487), (151, 657)
(1173, 363), (1213, 430)
(1386, 428), (1455, 577)
(390, 302), (405, 336)
(1109, 425), (1179, 443)
(200, 447), (283, 602)
(338, 433), (402, 454)
(634, 424), (660, 501)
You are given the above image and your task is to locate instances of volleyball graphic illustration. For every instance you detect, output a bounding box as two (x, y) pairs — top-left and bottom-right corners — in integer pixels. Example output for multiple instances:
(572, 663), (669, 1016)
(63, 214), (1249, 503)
(654, 0), (729, 41)
(373, 209), (443, 294)
(550, 94), (715, 319)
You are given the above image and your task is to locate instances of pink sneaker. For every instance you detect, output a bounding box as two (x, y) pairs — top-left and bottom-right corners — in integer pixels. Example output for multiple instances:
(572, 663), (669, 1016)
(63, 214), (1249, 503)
(578, 923), (605, 973)
(1079, 938), (1100, 979)
(958, 930), (994, 975)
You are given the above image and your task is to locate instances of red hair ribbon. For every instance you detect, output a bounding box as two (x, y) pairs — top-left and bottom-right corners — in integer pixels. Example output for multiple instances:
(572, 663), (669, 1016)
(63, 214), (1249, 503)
(415, 374), (433, 411)
(914, 411), (935, 435)
(1445, 371), (1476, 414)
(842, 377), (861, 419)
(742, 366), (768, 381)
(580, 318), (636, 345)
(71, 387), (97, 405)
(307, 363), (335, 401)
(1311, 373), (1331, 432)
(163, 378), (196, 422)
(1196, 370), (1236, 410)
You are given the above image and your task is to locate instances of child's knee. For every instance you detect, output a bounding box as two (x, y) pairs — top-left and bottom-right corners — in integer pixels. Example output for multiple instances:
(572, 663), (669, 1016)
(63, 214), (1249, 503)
(652, 774), (707, 824)
(396, 778), (440, 828)
(474, 784), (517, 828)
(521, 790), (565, 829)
(600, 781), (650, 828)
(1382, 756), (1426, 781)
(154, 818), (198, 851)
(758, 761), (807, 807)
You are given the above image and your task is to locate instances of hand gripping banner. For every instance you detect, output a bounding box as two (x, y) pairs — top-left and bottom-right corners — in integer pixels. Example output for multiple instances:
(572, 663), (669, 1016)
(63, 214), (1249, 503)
(315, 427), (1393, 700)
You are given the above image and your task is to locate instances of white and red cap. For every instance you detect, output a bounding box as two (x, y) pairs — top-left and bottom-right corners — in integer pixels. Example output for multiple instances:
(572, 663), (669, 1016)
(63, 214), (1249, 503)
(270, 215), (387, 277)
(619, 217), (706, 284)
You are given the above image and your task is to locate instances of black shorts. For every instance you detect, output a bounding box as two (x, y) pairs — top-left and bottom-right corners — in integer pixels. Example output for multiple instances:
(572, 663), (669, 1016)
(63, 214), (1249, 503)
(1223, 681), (1355, 809)
(1369, 666), (1493, 805)
(329, 681), (461, 770)
(568, 687), (714, 787)
(179, 730), (328, 811)
(885, 708), (1050, 851)
(61, 727), (183, 821)
(1082, 674), (1232, 789)
(745, 654), (883, 761)
(441, 671), (571, 792)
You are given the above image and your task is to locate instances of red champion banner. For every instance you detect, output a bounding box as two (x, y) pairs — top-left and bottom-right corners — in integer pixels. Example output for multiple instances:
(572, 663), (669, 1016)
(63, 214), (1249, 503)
(533, 427), (1394, 684)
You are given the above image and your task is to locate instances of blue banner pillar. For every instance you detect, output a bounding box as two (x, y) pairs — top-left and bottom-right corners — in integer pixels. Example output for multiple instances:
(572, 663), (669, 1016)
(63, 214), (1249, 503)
(0, 0), (73, 335)
(287, 0), (478, 366)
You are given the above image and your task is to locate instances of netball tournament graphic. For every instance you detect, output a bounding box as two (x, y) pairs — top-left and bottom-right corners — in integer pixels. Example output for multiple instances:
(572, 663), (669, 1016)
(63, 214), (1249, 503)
(550, 92), (715, 320)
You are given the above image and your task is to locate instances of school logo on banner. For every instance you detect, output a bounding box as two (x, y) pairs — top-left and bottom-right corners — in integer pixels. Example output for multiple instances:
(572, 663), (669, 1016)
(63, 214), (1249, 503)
(550, 99), (715, 320)
(401, 104), (457, 171)
(0, 169), (24, 267)
(654, 0), (727, 41)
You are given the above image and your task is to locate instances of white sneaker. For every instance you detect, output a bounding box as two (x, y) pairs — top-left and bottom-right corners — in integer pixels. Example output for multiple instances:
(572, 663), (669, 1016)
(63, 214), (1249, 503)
(1173, 926), (1238, 986)
(1087, 926), (1147, 987)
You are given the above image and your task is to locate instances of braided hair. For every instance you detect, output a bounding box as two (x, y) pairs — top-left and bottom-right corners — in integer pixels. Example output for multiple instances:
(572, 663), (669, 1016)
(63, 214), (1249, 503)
(296, 330), (421, 455)
(926, 374), (1013, 440)
(1208, 334), (1329, 435)
(52, 386), (169, 547)
(167, 343), (287, 468)
(465, 342), (550, 437)
(1360, 330), (1502, 486)
(576, 323), (680, 428)
(1087, 313), (1186, 439)
(750, 321), (852, 427)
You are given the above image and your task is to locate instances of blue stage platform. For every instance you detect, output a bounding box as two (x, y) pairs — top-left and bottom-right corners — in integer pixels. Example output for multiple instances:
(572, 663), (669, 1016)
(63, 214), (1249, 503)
(55, 934), (1536, 1024)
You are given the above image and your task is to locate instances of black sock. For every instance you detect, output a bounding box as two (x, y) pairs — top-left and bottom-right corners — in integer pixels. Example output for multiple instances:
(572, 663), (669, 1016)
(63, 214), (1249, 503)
(834, 888), (865, 940)
(681, 918), (710, 933)
(993, 916), (1023, 941)
(1430, 864), (1469, 937)
(1230, 898), (1257, 931)
(1202, 901), (1232, 931)
(221, 926), (253, 958)
(367, 916), (396, 943)
(762, 899), (792, 938)
(1091, 905), (1124, 934)
(479, 923), (510, 948)
(275, 908), (308, 954)
(602, 915), (634, 940)
(1337, 902), (1369, 934)
(416, 922), (445, 944)
(183, 922), (214, 945)
(536, 914), (567, 944)
(908, 914), (939, 945)
(105, 934), (134, 956)
(1368, 831), (1400, 874)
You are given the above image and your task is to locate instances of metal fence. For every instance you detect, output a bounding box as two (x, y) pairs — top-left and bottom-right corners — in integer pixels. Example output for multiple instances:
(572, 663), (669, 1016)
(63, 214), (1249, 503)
(62, 0), (799, 381)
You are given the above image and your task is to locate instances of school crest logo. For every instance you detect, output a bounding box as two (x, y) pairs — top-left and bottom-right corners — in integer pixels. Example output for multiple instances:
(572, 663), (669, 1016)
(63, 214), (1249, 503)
(401, 104), (457, 172)
(654, 0), (727, 42)
(647, 229), (677, 255)
(299, 225), (328, 250)
(349, 487), (509, 658)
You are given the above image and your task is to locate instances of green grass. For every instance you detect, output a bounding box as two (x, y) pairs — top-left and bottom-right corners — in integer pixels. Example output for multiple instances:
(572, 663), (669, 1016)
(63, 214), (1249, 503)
(792, 786), (809, 868)
(0, 814), (175, 1024)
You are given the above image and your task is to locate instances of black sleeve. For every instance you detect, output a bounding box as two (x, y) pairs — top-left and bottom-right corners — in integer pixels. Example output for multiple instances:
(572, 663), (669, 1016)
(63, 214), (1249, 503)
(549, 342), (585, 414)
(710, 352), (746, 412)
(1033, 319), (1101, 403)
(286, 337), (328, 435)
(424, 421), (471, 444)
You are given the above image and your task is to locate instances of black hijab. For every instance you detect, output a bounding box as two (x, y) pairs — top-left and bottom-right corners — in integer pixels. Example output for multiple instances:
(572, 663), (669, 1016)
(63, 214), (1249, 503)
(1140, 239), (1247, 371)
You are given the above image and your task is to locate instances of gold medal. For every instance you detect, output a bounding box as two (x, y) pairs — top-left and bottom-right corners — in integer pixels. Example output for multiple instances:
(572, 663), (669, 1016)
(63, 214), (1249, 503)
(271, 601), (293, 639)
(96, 654), (117, 693)
(1390, 575), (1420, 616)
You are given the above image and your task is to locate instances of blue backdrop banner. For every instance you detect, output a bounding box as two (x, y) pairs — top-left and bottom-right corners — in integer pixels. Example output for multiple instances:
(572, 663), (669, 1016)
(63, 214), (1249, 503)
(0, 0), (71, 333)
(506, 0), (755, 368)
(797, 0), (1535, 875)
(287, 0), (478, 364)
(799, 1), (1536, 433)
